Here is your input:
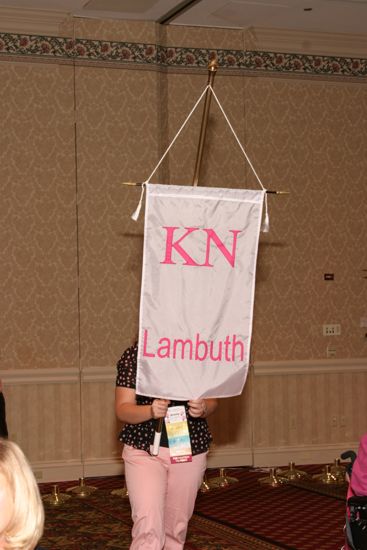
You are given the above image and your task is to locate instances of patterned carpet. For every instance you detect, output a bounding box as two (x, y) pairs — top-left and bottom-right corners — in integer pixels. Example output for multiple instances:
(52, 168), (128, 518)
(195, 467), (346, 550)
(39, 466), (347, 550)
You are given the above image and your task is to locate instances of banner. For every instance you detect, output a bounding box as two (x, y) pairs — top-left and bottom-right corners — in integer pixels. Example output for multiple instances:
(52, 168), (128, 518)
(136, 183), (264, 400)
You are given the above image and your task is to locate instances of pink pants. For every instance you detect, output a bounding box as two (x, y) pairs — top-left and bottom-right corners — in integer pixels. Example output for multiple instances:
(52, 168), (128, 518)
(122, 445), (207, 550)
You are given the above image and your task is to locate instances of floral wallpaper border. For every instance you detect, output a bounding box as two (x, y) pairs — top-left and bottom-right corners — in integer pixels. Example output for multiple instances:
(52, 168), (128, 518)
(0, 32), (366, 77)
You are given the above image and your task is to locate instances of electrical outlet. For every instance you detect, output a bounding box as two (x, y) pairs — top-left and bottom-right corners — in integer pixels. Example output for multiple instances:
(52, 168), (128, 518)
(323, 324), (341, 336)
(327, 345), (336, 358)
(331, 416), (338, 427)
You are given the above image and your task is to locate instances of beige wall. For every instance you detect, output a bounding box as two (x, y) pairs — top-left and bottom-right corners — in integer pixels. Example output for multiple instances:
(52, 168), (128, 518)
(0, 13), (366, 480)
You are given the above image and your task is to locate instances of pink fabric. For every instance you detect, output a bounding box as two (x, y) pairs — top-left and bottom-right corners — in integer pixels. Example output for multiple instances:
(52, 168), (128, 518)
(350, 433), (367, 497)
(122, 444), (207, 550)
(343, 435), (367, 550)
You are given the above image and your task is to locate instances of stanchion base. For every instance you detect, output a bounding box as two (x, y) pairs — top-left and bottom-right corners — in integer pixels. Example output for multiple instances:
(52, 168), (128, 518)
(111, 486), (129, 498)
(209, 468), (239, 489)
(42, 484), (71, 506)
(67, 477), (97, 498)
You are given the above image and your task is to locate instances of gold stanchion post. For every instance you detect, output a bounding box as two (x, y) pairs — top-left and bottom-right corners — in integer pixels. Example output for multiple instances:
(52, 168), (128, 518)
(191, 59), (217, 186)
(258, 468), (287, 488)
(111, 480), (129, 498)
(330, 458), (346, 483)
(67, 477), (97, 497)
(199, 472), (212, 493)
(277, 461), (309, 481)
(42, 484), (71, 506)
(209, 467), (239, 488)
(313, 464), (341, 484)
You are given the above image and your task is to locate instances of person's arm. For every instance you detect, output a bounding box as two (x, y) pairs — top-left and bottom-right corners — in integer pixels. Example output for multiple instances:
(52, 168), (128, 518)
(0, 381), (8, 438)
(115, 387), (170, 425)
(187, 398), (218, 419)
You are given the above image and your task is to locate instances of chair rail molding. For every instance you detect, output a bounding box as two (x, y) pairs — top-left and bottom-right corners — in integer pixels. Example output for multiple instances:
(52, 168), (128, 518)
(253, 357), (367, 376)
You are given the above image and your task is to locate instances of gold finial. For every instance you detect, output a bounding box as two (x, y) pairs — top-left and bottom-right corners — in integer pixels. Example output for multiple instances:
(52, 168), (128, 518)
(208, 58), (218, 72)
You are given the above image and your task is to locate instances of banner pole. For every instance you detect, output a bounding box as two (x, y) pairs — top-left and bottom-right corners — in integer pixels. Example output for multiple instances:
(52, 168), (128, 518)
(152, 417), (163, 456)
(192, 59), (218, 187)
(120, 182), (288, 195)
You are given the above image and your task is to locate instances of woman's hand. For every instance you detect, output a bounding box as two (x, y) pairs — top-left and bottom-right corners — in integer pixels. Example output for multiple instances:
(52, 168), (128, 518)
(115, 389), (171, 424)
(188, 399), (207, 418)
(151, 399), (170, 419)
(188, 398), (218, 418)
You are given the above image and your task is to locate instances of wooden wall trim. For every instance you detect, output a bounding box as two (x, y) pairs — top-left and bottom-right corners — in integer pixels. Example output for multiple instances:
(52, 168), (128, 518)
(0, 367), (80, 385)
(31, 457), (124, 483)
(254, 357), (367, 376)
(0, 366), (117, 385)
(2, 364), (364, 480)
(207, 446), (253, 468)
(30, 442), (360, 481)
(81, 366), (116, 382)
(2, 358), (366, 385)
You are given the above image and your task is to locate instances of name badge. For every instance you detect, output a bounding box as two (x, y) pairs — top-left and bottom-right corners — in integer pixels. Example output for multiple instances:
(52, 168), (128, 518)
(165, 406), (192, 464)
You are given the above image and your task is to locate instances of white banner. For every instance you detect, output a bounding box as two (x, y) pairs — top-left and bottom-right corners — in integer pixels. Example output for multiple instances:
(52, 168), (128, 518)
(136, 183), (264, 400)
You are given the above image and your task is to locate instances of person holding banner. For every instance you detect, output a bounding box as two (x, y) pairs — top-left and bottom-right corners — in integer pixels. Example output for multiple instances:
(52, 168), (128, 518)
(115, 341), (218, 550)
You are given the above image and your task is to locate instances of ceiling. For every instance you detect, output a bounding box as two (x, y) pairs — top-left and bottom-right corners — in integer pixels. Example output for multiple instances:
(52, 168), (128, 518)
(1, 0), (367, 35)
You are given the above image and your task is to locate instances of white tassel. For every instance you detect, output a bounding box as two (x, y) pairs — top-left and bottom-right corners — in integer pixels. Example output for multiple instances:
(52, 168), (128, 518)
(261, 211), (270, 233)
(131, 183), (146, 221)
(261, 193), (270, 233)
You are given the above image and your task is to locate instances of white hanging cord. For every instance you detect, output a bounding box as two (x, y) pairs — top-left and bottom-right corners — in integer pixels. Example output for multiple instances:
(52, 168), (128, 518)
(209, 85), (264, 190)
(131, 85), (211, 221)
(144, 84), (211, 184)
(208, 85), (269, 232)
(132, 82), (270, 231)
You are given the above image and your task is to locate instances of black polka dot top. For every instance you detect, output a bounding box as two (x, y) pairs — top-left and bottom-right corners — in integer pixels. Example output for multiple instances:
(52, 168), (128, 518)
(115, 342), (212, 455)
